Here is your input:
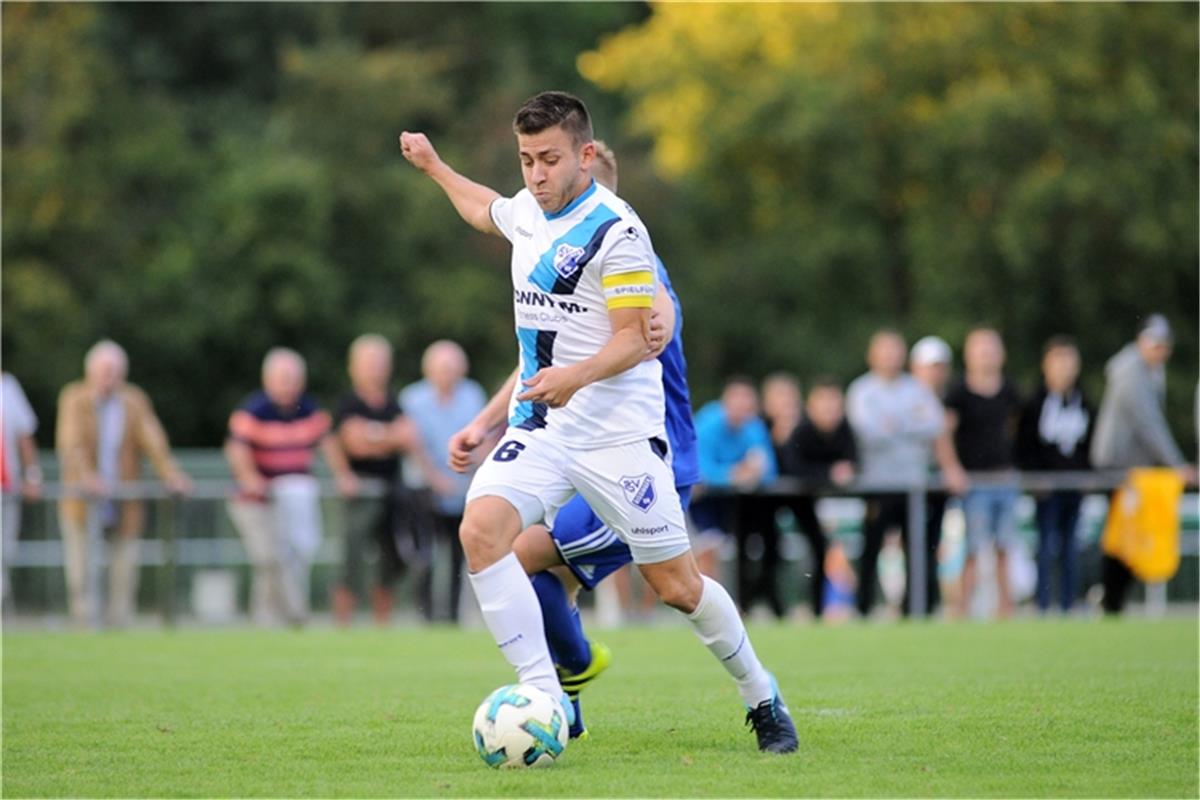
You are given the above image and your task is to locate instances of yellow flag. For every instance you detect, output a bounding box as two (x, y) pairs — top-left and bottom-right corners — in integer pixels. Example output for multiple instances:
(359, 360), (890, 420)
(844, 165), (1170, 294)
(1101, 468), (1186, 582)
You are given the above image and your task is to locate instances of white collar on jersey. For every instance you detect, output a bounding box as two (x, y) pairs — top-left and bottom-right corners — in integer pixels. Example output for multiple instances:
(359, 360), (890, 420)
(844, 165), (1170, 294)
(543, 179), (598, 221)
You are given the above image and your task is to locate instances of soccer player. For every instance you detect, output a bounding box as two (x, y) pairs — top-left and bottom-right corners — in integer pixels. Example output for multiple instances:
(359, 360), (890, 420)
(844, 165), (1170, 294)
(459, 141), (695, 741)
(400, 91), (797, 754)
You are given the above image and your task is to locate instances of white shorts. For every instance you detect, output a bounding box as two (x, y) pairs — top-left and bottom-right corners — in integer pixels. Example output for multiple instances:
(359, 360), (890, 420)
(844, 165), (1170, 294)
(465, 427), (691, 565)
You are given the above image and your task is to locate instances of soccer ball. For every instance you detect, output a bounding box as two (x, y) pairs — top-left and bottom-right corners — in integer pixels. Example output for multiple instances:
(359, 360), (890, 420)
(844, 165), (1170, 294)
(471, 684), (569, 769)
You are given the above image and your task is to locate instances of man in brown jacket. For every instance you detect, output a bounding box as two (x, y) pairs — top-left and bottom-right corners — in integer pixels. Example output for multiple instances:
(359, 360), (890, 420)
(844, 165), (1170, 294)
(56, 340), (191, 627)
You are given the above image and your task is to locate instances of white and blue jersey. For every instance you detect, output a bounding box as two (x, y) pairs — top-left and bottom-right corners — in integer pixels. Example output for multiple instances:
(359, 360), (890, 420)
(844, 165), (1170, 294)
(551, 258), (699, 589)
(489, 180), (664, 449)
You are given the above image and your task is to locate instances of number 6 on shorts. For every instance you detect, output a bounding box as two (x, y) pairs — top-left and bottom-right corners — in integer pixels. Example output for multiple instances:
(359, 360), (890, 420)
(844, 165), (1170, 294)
(493, 440), (526, 463)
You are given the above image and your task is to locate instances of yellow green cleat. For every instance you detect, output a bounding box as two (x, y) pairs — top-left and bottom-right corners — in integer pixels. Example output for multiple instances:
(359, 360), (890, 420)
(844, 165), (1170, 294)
(556, 641), (612, 699)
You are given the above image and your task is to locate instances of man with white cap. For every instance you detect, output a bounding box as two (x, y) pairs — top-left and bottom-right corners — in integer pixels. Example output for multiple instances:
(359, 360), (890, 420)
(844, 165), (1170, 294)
(846, 329), (945, 618)
(1091, 314), (1197, 613)
(909, 336), (969, 616)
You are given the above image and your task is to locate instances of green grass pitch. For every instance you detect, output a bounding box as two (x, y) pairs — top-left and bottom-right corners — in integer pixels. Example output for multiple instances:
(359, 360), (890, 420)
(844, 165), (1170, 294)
(3, 619), (1197, 797)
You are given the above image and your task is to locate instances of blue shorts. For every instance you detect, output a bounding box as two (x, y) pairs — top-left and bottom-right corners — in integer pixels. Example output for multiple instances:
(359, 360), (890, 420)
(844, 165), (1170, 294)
(552, 486), (694, 590)
(963, 485), (1021, 555)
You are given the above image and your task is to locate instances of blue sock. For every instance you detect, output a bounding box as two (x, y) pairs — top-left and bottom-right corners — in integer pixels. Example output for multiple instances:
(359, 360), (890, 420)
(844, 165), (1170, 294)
(530, 572), (592, 675)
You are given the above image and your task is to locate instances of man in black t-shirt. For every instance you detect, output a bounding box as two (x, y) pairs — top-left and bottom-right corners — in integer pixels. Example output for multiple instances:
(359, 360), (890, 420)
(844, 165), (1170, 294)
(333, 334), (420, 625)
(945, 328), (1022, 618)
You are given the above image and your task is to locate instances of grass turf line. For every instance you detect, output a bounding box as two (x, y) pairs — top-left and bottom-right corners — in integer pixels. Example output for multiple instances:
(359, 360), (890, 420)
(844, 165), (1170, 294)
(3, 619), (1196, 798)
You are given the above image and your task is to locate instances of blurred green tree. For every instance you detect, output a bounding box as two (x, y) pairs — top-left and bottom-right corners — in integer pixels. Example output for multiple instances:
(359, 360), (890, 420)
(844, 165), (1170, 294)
(582, 3), (1198, 440)
(2, 3), (644, 444)
(3, 2), (1196, 451)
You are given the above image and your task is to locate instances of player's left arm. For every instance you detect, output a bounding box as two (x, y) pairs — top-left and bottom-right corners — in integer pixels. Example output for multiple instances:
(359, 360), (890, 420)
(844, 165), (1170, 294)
(645, 282), (676, 360)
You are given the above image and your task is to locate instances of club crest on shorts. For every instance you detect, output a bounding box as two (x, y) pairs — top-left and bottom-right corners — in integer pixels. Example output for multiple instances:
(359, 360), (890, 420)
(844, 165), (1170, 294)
(553, 244), (587, 279)
(620, 474), (657, 512)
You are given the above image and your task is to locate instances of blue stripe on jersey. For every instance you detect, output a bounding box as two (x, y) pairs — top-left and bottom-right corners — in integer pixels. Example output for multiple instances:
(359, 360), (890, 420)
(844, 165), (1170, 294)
(528, 204), (622, 293)
(656, 258), (702, 488)
(510, 327), (556, 430)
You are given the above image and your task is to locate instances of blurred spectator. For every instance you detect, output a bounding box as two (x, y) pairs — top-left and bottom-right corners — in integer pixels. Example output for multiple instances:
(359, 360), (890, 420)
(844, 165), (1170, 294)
(332, 334), (420, 626)
(1090, 315), (1197, 614)
(1016, 336), (1093, 614)
(909, 335), (969, 616)
(762, 372), (803, 452)
(846, 330), (944, 618)
(690, 377), (778, 599)
(776, 377), (858, 619)
(737, 372), (805, 618)
(55, 340), (191, 627)
(225, 348), (357, 627)
(821, 541), (858, 624)
(945, 328), (1022, 619)
(400, 340), (487, 623)
(2, 372), (42, 613)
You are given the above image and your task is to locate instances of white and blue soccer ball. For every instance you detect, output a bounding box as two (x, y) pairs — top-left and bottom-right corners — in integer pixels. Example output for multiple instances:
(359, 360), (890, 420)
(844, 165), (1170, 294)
(471, 684), (568, 769)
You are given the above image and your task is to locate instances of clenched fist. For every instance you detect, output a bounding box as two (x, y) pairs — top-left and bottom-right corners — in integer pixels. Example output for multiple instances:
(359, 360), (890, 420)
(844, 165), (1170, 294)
(399, 131), (441, 173)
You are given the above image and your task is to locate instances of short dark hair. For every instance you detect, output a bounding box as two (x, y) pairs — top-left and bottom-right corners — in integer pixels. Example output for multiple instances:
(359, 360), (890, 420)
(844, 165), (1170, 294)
(514, 91), (594, 147)
(1043, 334), (1077, 356)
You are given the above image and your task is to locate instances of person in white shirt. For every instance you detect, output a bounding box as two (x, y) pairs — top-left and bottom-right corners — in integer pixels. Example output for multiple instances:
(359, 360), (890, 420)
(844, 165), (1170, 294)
(2, 372), (42, 612)
(399, 91), (796, 753)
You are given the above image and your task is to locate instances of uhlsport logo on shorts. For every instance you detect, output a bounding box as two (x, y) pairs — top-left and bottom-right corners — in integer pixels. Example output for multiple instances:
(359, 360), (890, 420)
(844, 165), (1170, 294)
(553, 244), (587, 279)
(620, 474), (657, 512)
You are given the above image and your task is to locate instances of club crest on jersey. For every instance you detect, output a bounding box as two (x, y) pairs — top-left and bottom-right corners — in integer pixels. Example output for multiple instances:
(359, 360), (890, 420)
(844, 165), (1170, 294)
(554, 244), (587, 279)
(620, 474), (657, 512)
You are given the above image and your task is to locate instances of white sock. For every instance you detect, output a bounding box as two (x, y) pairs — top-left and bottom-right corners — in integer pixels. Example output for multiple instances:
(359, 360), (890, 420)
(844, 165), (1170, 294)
(684, 576), (774, 707)
(467, 552), (561, 697)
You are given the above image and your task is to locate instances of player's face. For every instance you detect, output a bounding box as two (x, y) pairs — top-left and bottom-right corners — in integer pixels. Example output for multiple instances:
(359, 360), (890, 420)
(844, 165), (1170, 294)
(517, 125), (595, 214)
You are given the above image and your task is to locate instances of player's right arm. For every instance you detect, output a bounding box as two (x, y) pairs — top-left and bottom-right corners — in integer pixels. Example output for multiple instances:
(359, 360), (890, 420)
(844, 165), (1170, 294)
(448, 367), (518, 473)
(399, 131), (501, 236)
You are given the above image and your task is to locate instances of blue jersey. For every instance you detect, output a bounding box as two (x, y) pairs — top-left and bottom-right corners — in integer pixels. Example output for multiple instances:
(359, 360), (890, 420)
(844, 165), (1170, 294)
(656, 258), (700, 489)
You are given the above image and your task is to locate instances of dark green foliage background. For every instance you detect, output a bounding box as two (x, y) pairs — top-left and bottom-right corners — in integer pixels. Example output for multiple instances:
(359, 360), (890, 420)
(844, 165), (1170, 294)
(4, 3), (1196, 447)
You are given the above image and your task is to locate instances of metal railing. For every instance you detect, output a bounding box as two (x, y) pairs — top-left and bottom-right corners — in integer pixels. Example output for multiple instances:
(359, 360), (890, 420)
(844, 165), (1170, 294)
(713, 469), (1141, 616)
(6, 469), (1196, 622)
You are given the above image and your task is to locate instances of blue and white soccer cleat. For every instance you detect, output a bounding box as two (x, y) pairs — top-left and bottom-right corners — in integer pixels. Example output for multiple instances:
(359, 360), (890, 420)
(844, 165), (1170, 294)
(745, 675), (798, 754)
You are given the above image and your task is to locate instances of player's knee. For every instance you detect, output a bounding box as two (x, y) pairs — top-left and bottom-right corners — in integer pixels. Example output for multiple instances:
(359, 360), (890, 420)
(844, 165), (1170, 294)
(654, 574), (702, 614)
(459, 517), (504, 569)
